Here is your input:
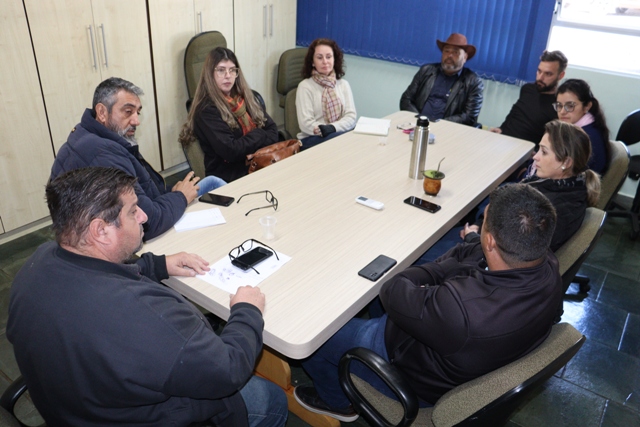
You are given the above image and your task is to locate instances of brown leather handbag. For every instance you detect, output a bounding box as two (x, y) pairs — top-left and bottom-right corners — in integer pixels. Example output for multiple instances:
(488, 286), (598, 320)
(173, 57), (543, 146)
(246, 139), (302, 173)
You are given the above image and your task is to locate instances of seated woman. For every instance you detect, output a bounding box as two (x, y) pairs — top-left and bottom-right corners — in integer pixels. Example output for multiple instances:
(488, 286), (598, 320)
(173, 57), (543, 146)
(296, 38), (357, 150)
(179, 47), (279, 183)
(555, 79), (610, 174)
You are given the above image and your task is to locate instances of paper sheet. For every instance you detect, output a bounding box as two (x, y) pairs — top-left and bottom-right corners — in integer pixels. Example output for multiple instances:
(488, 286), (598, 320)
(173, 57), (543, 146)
(353, 117), (391, 136)
(174, 208), (226, 232)
(197, 248), (291, 293)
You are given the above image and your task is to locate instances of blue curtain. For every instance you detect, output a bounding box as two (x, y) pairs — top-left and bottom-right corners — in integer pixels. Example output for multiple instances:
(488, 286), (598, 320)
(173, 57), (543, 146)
(296, 0), (556, 84)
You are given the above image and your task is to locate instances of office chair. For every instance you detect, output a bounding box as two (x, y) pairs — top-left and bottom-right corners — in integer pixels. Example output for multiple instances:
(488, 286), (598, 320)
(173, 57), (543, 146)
(276, 48), (307, 139)
(0, 375), (34, 427)
(183, 31), (227, 111)
(597, 140), (630, 211)
(339, 323), (585, 427)
(607, 109), (640, 239)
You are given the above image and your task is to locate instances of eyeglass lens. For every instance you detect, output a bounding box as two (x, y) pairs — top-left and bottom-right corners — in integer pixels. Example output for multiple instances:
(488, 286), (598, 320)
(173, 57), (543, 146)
(553, 102), (576, 113)
(214, 67), (238, 77)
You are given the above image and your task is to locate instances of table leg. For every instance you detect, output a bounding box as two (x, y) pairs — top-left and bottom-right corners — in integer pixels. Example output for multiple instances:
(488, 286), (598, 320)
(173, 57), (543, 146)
(255, 348), (340, 427)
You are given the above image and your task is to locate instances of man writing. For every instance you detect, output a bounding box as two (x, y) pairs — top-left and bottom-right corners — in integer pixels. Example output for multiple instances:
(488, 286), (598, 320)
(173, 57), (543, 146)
(400, 33), (484, 127)
(294, 184), (563, 421)
(7, 167), (287, 427)
(490, 50), (568, 144)
(50, 77), (225, 240)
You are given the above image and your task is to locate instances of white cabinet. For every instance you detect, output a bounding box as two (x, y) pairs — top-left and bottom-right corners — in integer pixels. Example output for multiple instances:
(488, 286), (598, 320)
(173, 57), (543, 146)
(24, 0), (162, 170)
(234, 0), (297, 126)
(0, 0), (55, 232)
(149, 0), (234, 170)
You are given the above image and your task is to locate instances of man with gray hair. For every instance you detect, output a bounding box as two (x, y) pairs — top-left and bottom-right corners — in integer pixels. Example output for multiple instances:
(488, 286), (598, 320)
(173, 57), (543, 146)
(51, 77), (225, 240)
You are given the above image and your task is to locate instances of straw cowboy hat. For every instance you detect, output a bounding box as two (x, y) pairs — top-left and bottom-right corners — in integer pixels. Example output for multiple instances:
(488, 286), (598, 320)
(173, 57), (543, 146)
(436, 33), (476, 60)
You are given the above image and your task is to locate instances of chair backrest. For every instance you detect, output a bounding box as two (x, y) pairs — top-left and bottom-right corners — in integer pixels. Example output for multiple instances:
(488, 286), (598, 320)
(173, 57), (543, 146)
(598, 140), (630, 210)
(276, 48), (307, 107)
(555, 207), (606, 293)
(182, 140), (206, 179)
(616, 109), (640, 146)
(284, 88), (301, 140)
(184, 31), (227, 100)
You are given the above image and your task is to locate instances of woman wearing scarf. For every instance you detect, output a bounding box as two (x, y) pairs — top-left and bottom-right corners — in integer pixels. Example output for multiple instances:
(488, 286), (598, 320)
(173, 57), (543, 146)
(555, 79), (610, 174)
(296, 38), (356, 150)
(180, 47), (278, 183)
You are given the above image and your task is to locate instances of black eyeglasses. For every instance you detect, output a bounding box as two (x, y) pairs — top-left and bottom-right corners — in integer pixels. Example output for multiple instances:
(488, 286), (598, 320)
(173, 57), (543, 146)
(228, 238), (279, 274)
(552, 101), (578, 113)
(236, 190), (278, 216)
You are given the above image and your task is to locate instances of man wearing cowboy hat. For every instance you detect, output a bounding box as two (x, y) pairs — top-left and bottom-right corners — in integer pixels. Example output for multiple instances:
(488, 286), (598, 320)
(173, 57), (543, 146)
(400, 33), (484, 127)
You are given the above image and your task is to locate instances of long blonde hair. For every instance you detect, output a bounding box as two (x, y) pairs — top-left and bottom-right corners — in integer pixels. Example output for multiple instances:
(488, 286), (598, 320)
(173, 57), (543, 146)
(545, 120), (601, 207)
(179, 47), (266, 147)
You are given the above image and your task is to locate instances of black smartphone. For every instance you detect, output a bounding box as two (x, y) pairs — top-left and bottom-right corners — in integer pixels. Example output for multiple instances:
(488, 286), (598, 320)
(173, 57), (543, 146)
(358, 255), (397, 282)
(231, 247), (274, 271)
(404, 196), (441, 213)
(200, 193), (235, 206)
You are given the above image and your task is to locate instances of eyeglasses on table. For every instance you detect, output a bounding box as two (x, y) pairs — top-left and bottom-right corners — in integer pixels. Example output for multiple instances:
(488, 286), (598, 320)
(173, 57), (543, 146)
(236, 190), (278, 216)
(228, 238), (280, 274)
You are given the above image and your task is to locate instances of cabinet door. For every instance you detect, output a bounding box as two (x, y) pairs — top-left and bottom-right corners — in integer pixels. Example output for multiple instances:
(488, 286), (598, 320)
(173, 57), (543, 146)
(198, 0), (235, 48)
(0, 0), (55, 232)
(91, 0), (161, 170)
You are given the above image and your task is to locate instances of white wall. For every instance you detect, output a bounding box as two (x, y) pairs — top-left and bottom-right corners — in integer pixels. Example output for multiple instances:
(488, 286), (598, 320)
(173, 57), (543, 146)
(343, 53), (640, 197)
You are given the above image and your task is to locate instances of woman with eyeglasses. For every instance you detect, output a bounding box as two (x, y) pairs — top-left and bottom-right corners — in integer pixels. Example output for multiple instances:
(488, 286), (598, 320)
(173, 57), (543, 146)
(296, 38), (357, 150)
(554, 79), (610, 174)
(180, 47), (279, 183)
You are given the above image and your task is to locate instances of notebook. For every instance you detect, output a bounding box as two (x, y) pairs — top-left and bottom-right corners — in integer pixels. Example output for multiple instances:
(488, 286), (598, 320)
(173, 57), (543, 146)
(353, 116), (391, 136)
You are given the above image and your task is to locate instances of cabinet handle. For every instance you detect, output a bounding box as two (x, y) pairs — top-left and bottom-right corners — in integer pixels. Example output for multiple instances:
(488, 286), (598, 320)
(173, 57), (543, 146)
(87, 25), (97, 70)
(269, 4), (273, 37)
(263, 5), (267, 38)
(99, 24), (108, 68)
(197, 11), (202, 33)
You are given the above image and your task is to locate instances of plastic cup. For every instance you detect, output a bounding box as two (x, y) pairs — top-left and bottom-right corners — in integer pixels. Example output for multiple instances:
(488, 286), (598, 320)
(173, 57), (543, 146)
(259, 216), (277, 240)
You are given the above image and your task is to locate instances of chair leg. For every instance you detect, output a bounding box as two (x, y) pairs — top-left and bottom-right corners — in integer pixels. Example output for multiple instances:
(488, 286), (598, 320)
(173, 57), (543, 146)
(574, 275), (591, 294)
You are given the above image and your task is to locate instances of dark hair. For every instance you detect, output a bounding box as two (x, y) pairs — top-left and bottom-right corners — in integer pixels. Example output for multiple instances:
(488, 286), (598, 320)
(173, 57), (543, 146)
(540, 50), (568, 74)
(179, 47), (265, 147)
(46, 167), (138, 247)
(302, 38), (345, 79)
(544, 120), (601, 206)
(557, 78), (610, 144)
(485, 184), (557, 266)
(92, 77), (143, 112)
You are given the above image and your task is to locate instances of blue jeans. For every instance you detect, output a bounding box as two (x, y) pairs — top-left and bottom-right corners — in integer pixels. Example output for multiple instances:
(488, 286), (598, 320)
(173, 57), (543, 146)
(196, 175), (226, 197)
(239, 376), (288, 427)
(301, 315), (394, 409)
(300, 130), (346, 150)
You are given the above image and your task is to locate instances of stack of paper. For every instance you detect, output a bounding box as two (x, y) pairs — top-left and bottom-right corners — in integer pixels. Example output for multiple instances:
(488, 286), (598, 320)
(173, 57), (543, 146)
(353, 116), (391, 136)
(174, 208), (226, 232)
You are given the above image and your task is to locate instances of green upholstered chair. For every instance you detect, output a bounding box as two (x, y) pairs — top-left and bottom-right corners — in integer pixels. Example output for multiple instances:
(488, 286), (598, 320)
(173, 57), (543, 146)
(598, 139), (630, 211)
(339, 323), (585, 427)
(184, 31), (227, 108)
(276, 48), (307, 139)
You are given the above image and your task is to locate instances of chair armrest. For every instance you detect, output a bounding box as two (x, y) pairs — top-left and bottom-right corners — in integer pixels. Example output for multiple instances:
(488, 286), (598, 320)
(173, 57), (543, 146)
(339, 347), (418, 427)
(0, 376), (28, 425)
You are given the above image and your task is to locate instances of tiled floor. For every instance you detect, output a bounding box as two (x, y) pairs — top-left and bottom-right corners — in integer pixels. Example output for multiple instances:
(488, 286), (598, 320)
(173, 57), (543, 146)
(1, 206), (639, 426)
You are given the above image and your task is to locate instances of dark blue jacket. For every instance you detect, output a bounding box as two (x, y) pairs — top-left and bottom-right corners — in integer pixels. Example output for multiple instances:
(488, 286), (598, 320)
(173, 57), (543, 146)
(51, 109), (187, 240)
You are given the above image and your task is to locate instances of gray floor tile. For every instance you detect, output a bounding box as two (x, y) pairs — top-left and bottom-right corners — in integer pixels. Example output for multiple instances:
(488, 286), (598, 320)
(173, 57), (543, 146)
(0, 333), (20, 381)
(561, 298), (627, 349)
(600, 400), (640, 427)
(620, 313), (640, 358)
(562, 339), (640, 410)
(598, 273), (640, 315)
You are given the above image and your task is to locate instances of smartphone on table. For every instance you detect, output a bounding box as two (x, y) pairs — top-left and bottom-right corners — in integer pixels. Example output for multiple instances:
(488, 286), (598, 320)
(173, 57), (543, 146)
(231, 247), (274, 271)
(200, 193), (234, 206)
(358, 255), (397, 282)
(404, 196), (441, 213)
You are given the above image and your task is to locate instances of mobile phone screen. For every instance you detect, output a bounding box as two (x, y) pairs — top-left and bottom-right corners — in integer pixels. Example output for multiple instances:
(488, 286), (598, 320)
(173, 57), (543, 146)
(200, 193), (235, 206)
(231, 247), (273, 270)
(404, 196), (441, 213)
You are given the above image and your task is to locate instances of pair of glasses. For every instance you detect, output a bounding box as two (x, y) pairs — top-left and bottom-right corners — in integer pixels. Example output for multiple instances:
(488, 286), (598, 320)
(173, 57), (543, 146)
(214, 67), (239, 77)
(228, 238), (279, 274)
(552, 101), (578, 113)
(237, 190), (278, 216)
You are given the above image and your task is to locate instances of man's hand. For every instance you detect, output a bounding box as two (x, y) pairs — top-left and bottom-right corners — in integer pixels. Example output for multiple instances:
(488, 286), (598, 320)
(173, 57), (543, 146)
(459, 223), (480, 240)
(166, 252), (210, 276)
(230, 286), (265, 314)
(172, 171), (200, 204)
(489, 127), (502, 134)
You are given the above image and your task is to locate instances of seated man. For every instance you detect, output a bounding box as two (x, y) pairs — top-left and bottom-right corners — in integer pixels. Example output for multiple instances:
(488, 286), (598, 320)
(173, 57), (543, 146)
(490, 50), (568, 144)
(294, 184), (563, 421)
(7, 167), (287, 427)
(51, 77), (225, 240)
(400, 33), (484, 127)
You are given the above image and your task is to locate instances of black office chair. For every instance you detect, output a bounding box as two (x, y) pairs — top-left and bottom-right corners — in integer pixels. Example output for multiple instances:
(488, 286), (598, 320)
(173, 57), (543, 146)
(0, 376), (37, 427)
(339, 323), (585, 427)
(607, 109), (640, 239)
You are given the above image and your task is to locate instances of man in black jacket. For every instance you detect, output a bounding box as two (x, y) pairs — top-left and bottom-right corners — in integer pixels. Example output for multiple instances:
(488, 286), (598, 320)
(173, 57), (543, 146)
(7, 167), (287, 427)
(294, 184), (563, 422)
(400, 33), (484, 127)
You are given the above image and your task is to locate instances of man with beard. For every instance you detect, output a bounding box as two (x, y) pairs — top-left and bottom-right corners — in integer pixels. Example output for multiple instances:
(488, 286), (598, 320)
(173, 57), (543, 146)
(7, 167), (288, 427)
(490, 50), (568, 145)
(50, 77), (225, 240)
(400, 33), (484, 127)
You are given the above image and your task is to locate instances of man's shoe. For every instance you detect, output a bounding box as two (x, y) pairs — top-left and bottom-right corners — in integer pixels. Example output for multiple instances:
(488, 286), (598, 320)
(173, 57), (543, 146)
(293, 385), (359, 422)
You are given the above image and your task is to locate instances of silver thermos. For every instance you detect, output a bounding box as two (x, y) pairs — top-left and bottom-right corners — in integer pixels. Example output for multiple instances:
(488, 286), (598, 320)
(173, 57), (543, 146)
(409, 115), (430, 179)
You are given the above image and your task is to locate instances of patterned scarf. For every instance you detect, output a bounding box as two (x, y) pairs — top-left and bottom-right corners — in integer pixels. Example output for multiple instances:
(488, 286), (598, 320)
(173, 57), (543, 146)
(227, 95), (256, 135)
(311, 69), (343, 123)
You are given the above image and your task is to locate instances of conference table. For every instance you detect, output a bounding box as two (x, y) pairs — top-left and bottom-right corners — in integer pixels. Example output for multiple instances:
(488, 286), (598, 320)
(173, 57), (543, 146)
(142, 111), (533, 426)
